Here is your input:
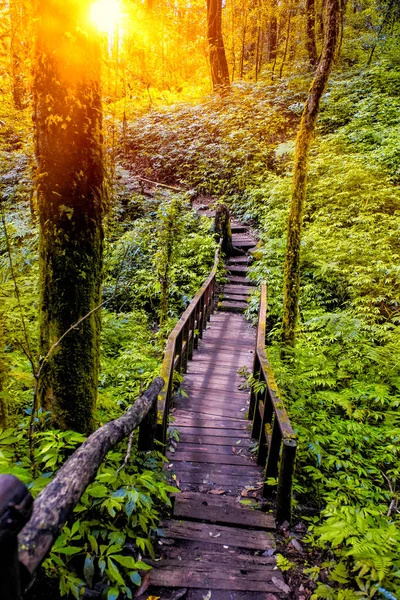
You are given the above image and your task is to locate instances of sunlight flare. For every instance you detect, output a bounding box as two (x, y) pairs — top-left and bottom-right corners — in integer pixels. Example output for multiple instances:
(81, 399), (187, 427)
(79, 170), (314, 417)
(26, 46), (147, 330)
(89, 0), (122, 34)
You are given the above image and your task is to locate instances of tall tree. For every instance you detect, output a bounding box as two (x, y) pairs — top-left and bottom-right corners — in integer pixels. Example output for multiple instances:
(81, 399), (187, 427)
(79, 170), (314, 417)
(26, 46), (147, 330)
(207, 0), (230, 91)
(281, 0), (340, 347)
(34, 0), (106, 433)
(306, 0), (318, 65)
(9, 0), (30, 109)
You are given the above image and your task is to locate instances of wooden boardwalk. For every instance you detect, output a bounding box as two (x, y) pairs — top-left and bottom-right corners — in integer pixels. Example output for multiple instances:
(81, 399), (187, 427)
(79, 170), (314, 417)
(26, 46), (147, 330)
(148, 224), (288, 599)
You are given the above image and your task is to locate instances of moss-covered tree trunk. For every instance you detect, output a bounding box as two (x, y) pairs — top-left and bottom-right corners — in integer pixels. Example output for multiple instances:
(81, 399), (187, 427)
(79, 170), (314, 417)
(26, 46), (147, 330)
(207, 0), (230, 92)
(34, 0), (106, 433)
(306, 0), (318, 65)
(281, 0), (340, 348)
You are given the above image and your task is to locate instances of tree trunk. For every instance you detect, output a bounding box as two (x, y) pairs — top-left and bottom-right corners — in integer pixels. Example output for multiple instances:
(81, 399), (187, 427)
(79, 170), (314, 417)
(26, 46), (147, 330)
(9, 0), (30, 110)
(207, 0), (230, 92)
(34, 0), (106, 433)
(306, 0), (318, 65)
(281, 0), (340, 347)
(268, 0), (278, 61)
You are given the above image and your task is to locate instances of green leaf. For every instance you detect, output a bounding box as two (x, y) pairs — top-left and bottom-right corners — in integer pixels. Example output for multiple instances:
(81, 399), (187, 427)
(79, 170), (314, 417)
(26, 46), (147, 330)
(130, 571), (142, 586)
(107, 558), (125, 586)
(110, 554), (137, 569)
(107, 588), (120, 600)
(87, 484), (109, 498)
(55, 546), (81, 555)
(84, 554), (95, 586)
(87, 534), (98, 554)
(135, 560), (152, 571)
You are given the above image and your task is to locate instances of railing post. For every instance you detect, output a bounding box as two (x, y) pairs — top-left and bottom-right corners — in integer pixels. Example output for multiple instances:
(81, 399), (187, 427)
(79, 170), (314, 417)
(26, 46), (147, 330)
(198, 296), (205, 339)
(257, 392), (273, 467)
(194, 303), (200, 350)
(0, 474), (33, 600)
(263, 418), (282, 497)
(175, 331), (183, 373)
(276, 439), (297, 524)
(188, 311), (195, 361)
(249, 353), (260, 421)
(181, 321), (190, 373)
(138, 394), (158, 451)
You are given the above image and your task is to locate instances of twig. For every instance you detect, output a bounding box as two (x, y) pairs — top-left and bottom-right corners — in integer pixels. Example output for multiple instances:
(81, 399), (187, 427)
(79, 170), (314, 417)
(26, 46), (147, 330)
(381, 471), (397, 517)
(137, 176), (183, 193)
(0, 197), (35, 370)
(116, 430), (134, 475)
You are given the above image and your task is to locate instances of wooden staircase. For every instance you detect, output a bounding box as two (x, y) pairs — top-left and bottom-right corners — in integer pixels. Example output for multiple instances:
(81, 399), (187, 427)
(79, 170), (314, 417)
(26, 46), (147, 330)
(147, 220), (289, 599)
(218, 222), (257, 314)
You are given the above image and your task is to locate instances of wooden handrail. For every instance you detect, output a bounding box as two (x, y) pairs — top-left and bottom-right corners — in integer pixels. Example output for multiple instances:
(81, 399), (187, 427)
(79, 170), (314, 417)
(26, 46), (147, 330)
(157, 243), (221, 447)
(249, 283), (297, 523)
(0, 376), (164, 600)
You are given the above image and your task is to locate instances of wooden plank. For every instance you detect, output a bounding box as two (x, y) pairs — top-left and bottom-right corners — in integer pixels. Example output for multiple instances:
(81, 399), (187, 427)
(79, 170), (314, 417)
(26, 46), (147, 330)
(172, 412), (249, 429)
(158, 546), (276, 567)
(186, 364), (249, 376)
(227, 276), (256, 285)
(178, 433), (252, 446)
(168, 451), (252, 465)
(173, 492), (275, 530)
(160, 520), (275, 550)
(175, 443), (250, 456)
(149, 560), (282, 592)
(184, 377), (249, 389)
(187, 589), (284, 600)
(223, 285), (253, 294)
(174, 473), (256, 489)
(167, 460), (260, 477)
(180, 399), (249, 412)
(171, 470), (260, 488)
(173, 405), (248, 420)
(175, 425), (253, 437)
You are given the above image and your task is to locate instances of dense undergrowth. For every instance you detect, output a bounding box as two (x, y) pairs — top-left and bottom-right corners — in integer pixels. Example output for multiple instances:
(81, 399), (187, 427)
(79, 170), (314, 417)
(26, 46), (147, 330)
(0, 103), (216, 597)
(123, 63), (400, 598)
(1, 43), (399, 600)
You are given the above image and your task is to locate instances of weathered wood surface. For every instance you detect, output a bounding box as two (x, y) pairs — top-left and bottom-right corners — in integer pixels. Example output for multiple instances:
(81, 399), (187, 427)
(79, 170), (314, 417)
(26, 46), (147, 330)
(160, 520), (275, 550)
(173, 492), (275, 529)
(149, 221), (289, 597)
(18, 377), (164, 576)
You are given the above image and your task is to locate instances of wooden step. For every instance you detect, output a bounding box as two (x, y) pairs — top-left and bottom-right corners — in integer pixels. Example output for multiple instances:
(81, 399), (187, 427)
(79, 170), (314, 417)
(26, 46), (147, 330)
(149, 552), (283, 593)
(231, 224), (249, 233)
(228, 265), (249, 276)
(160, 520), (275, 550)
(173, 492), (275, 530)
(227, 255), (250, 264)
(218, 301), (247, 313)
(222, 293), (249, 303)
(227, 276), (256, 286)
(223, 284), (253, 295)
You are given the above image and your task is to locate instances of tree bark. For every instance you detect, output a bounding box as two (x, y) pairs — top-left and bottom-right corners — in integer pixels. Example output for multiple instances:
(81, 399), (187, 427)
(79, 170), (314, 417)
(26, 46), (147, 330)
(268, 0), (278, 61)
(281, 0), (340, 347)
(207, 0), (230, 92)
(306, 0), (318, 65)
(9, 0), (30, 110)
(18, 377), (164, 578)
(33, 0), (106, 433)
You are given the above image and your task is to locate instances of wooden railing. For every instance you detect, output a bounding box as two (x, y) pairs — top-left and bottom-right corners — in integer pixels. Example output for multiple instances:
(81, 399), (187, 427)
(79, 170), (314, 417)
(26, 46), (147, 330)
(156, 244), (220, 447)
(0, 377), (164, 600)
(249, 283), (297, 523)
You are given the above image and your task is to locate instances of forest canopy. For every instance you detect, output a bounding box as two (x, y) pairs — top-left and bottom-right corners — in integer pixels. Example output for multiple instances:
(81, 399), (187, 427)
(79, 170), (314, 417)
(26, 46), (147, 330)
(0, 0), (399, 598)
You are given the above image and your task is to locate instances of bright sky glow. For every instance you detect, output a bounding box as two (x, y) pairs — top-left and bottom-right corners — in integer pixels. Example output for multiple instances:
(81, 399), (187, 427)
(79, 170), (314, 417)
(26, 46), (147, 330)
(89, 0), (122, 34)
